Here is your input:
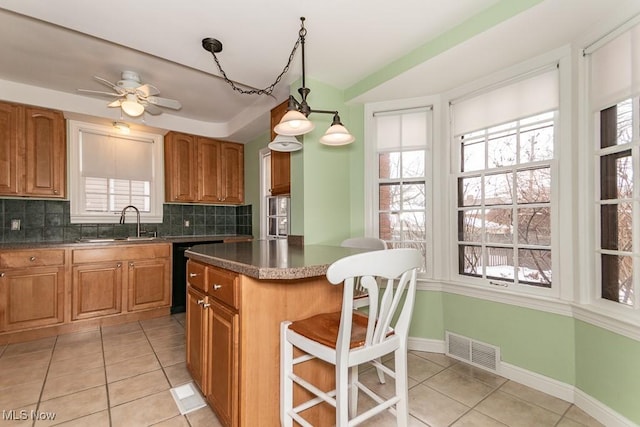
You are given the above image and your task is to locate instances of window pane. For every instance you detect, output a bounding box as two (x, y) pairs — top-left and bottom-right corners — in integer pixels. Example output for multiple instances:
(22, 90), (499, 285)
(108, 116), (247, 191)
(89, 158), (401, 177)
(400, 212), (425, 240)
(600, 150), (633, 200)
(461, 138), (484, 172)
(485, 172), (512, 205)
(601, 99), (633, 148)
(402, 183), (425, 210)
(459, 245), (482, 276)
(601, 203), (633, 251)
(458, 209), (482, 242)
(518, 249), (552, 287)
(487, 132), (517, 168)
(458, 176), (481, 207)
(378, 212), (399, 241)
(601, 254), (633, 306)
(379, 183), (400, 211)
(485, 208), (512, 244)
(520, 122), (554, 162)
(486, 247), (515, 281)
(517, 207), (551, 246)
(379, 152), (400, 179)
(268, 197), (277, 215)
(278, 217), (288, 236)
(277, 197), (288, 215)
(516, 167), (551, 203)
(402, 151), (425, 178)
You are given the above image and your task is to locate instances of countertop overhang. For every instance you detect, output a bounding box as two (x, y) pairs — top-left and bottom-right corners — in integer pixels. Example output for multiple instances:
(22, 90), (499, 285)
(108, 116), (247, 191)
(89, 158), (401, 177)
(185, 240), (371, 280)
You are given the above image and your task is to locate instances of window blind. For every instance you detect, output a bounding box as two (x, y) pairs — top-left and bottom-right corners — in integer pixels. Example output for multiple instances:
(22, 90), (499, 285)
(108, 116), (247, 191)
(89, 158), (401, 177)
(451, 67), (559, 137)
(375, 108), (429, 150)
(589, 22), (640, 111)
(80, 131), (153, 181)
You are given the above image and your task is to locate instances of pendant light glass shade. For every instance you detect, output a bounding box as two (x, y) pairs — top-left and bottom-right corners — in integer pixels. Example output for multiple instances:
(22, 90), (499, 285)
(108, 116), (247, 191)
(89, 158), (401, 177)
(319, 123), (355, 146)
(268, 135), (303, 152)
(121, 94), (145, 117)
(274, 110), (315, 136)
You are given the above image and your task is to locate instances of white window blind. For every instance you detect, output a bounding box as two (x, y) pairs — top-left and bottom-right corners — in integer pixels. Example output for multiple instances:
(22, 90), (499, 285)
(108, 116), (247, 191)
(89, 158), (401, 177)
(80, 131), (153, 181)
(589, 22), (640, 111)
(451, 68), (559, 136)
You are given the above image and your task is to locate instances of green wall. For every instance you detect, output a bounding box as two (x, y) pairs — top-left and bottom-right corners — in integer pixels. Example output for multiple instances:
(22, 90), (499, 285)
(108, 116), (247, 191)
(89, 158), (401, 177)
(575, 320), (640, 424)
(243, 130), (270, 238)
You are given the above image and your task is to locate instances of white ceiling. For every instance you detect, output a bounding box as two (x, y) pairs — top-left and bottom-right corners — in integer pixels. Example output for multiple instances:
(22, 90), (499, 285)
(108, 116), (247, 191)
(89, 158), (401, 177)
(0, 0), (637, 142)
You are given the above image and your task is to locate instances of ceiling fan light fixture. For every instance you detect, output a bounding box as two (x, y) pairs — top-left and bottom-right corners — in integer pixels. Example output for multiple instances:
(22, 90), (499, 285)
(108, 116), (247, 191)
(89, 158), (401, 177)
(274, 109), (315, 136)
(112, 121), (130, 134)
(268, 135), (303, 152)
(121, 94), (145, 117)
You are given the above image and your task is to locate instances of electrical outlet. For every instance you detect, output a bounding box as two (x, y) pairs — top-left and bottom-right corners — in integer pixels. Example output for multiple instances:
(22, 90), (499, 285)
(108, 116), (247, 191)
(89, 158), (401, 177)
(184, 220), (190, 227)
(10, 219), (21, 231)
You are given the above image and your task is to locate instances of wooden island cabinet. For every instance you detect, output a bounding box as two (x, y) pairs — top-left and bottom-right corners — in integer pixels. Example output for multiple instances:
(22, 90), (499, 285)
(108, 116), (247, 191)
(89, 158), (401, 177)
(0, 242), (172, 344)
(185, 241), (368, 427)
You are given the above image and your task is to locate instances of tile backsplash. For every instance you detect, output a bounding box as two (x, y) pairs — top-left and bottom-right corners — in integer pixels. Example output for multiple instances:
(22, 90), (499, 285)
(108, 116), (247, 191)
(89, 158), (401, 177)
(0, 199), (252, 243)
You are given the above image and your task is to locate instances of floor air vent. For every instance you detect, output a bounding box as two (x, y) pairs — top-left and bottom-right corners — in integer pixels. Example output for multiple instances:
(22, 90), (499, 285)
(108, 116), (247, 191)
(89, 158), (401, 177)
(445, 332), (500, 372)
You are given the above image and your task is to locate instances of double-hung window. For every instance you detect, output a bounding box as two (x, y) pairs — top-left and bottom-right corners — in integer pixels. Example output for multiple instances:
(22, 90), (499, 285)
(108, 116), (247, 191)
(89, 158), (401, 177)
(452, 68), (558, 292)
(589, 21), (640, 309)
(69, 120), (164, 223)
(369, 106), (432, 273)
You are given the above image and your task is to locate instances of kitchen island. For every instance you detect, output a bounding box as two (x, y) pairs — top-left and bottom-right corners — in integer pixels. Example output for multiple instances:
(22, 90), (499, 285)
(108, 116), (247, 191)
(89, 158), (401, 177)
(184, 240), (369, 427)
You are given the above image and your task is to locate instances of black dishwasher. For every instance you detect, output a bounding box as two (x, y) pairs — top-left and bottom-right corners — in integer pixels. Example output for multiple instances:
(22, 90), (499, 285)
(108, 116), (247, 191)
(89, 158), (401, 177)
(171, 240), (222, 313)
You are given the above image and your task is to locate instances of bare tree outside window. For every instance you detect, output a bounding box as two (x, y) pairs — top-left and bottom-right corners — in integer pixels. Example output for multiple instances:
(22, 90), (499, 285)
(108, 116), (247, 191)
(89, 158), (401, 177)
(457, 112), (554, 287)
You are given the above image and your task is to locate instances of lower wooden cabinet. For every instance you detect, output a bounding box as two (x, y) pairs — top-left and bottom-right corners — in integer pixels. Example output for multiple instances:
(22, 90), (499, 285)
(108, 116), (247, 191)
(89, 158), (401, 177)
(0, 243), (172, 339)
(0, 266), (65, 331)
(186, 261), (239, 427)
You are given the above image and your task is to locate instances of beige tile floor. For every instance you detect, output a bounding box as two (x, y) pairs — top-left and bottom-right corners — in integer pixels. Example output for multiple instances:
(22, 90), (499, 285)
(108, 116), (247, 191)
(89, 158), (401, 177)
(0, 314), (603, 427)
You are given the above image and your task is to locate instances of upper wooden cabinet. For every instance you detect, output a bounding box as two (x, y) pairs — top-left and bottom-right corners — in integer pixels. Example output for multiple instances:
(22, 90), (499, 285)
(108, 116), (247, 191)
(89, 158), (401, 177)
(0, 101), (66, 198)
(165, 131), (244, 204)
(270, 100), (291, 195)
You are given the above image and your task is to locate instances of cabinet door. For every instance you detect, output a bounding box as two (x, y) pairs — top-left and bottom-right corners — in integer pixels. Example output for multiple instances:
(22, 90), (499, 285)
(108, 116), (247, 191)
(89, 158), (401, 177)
(0, 102), (22, 196)
(197, 138), (222, 203)
(0, 267), (65, 331)
(206, 300), (239, 427)
(127, 258), (171, 311)
(24, 107), (66, 198)
(270, 99), (291, 195)
(220, 142), (244, 204)
(186, 286), (207, 393)
(72, 262), (122, 320)
(165, 132), (198, 202)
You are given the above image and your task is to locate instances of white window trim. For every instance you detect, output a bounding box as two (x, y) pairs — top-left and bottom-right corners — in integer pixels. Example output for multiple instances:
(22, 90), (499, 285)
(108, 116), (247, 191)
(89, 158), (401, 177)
(68, 120), (164, 223)
(364, 95), (438, 278)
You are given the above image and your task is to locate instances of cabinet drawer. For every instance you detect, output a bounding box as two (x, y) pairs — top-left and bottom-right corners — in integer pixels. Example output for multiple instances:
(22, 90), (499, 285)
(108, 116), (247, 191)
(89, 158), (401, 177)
(187, 260), (207, 292)
(0, 249), (65, 268)
(207, 266), (238, 309)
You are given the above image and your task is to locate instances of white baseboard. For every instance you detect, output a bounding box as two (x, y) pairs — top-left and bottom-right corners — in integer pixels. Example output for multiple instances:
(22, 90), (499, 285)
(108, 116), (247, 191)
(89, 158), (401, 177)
(408, 336), (637, 427)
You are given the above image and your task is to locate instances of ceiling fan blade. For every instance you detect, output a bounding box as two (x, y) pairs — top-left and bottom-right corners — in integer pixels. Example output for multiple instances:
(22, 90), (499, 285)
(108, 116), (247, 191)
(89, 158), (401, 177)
(136, 83), (160, 97)
(146, 96), (182, 110)
(107, 99), (122, 108)
(77, 89), (123, 97)
(143, 103), (163, 115)
(94, 76), (126, 94)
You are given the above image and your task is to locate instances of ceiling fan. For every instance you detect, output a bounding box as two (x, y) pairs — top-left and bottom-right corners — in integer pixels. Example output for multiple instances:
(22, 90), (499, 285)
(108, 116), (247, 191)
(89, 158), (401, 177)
(77, 70), (182, 117)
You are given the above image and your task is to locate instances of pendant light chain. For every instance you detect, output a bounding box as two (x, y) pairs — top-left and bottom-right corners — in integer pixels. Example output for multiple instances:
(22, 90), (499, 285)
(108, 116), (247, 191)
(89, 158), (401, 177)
(206, 25), (306, 96)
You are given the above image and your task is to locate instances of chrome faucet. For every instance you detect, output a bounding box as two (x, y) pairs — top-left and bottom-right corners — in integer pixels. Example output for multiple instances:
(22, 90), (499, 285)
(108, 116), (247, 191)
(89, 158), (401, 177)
(119, 205), (141, 237)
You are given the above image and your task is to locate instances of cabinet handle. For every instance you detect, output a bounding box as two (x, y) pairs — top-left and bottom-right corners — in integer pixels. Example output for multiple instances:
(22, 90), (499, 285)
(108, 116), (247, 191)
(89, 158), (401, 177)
(116, 263), (122, 268)
(53, 189), (58, 194)
(129, 262), (135, 269)
(212, 284), (222, 290)
(202, 303), (211, 308)
(0, 273), (5, 278)
(189, 273), (198, 278)
(197, 299), (205, 305)
(29, 256), (36, 262)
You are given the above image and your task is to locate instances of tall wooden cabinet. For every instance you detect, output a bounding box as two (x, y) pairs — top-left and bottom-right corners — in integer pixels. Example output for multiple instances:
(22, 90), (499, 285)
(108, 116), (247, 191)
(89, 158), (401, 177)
(0, 101), (66, 198)
(270, 100), (291, 195)
(165, 131), (244, 204)
(186, 260), (239, 427)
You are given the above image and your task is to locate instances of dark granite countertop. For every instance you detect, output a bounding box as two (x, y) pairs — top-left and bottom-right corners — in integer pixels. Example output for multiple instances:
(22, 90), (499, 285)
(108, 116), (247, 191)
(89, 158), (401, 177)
(185, 240), (370, 280)
(0, 235), (252, 250)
